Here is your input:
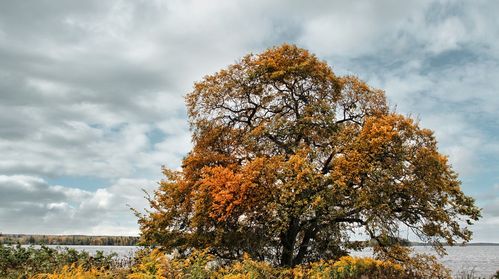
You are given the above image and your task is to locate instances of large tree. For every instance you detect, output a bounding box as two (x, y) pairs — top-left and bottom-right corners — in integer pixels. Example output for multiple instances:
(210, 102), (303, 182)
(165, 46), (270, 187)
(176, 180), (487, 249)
(138, 44), (480, 267)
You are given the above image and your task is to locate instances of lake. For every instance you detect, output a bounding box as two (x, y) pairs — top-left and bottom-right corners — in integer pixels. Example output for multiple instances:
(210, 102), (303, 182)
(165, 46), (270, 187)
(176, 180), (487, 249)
(35, 245), (499, 277)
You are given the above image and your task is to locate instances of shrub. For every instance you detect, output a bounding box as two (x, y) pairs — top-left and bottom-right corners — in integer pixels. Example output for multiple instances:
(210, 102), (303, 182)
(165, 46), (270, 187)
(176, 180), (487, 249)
(298, 256), (407, 279)
(128, 248), (172, 279)
(31, 263), (117, 279)
(0, 244), (121, 278)
(213, 253), (281, 279)
(128, 248), (214, 279)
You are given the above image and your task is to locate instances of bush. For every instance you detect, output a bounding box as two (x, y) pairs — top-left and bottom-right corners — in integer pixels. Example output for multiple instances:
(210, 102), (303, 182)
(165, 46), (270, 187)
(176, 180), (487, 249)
(294, 256), (407, 279)
(128, 248), (214, 279)
(213, 254), (282, 278)
(31, 263), (117, 279)
(0, 244), (121, 278)
(128, 248), (171, 278)
(126, 250), (441, 279)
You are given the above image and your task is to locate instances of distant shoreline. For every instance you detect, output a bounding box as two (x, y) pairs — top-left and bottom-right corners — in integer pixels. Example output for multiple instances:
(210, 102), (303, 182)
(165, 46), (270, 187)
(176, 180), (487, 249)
(2, 233), (497, 246)
(0, 233), (139, 246)
(409, 242), (499, 246)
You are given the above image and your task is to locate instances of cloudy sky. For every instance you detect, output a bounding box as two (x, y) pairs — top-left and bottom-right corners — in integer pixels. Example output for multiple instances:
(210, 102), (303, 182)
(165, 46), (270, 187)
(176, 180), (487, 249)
(0, 0), (498, 241)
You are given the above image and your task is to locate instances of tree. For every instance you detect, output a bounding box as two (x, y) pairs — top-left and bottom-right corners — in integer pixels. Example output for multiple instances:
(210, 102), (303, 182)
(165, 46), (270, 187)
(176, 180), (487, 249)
(137, 44), (480, 267)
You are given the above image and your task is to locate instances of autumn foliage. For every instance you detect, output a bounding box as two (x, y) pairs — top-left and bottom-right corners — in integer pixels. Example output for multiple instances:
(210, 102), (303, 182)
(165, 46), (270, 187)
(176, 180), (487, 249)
(137, 44), (480, 267)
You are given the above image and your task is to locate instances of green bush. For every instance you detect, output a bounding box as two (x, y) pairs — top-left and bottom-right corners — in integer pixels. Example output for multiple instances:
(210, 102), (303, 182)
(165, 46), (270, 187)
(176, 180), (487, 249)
(0, 244), (120, 278)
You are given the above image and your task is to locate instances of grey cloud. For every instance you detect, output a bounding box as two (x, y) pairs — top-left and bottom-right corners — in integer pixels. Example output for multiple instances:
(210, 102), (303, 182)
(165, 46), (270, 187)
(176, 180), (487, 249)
(472, 193), (499, 242)
(0, 1), (108, 43)
(0, 176), (67, 205)
(424, 49), (479, 69)
(485, 203), (499, 218)
(0, 0), (280, 179)
(482, 187), (499, 218)
(0, 106), (41, 140)
(0, 175), (155, 235)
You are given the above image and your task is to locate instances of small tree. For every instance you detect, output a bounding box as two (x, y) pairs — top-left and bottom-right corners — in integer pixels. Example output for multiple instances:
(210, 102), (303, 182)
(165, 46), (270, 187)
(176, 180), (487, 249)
(138, 44), (480, 267)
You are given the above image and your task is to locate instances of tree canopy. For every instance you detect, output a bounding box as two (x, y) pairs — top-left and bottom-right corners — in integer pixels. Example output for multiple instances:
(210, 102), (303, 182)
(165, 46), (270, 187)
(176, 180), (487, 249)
(137, 44), (480, 267)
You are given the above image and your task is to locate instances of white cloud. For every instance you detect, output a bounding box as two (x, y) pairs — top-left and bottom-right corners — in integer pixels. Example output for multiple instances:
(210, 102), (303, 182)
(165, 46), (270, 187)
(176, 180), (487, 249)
(299, 1), (430, 57)
(426, 16), (467, 54)
(0, 175), (156, 235)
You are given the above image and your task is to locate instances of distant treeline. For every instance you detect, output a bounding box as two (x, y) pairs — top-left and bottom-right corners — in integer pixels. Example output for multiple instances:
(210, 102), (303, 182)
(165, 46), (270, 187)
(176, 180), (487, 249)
(408, 241), (499, 246)
(0, 234), (139, 246)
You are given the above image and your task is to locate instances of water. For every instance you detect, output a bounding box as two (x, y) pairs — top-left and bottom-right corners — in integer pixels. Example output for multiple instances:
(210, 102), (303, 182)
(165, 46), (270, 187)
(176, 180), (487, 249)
(27, 245), (499, 277)
(22, 245), (140, 258)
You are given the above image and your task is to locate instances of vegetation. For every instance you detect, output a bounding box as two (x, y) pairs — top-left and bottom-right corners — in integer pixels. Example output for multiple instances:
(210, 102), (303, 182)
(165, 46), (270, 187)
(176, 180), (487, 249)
(0, 234), (138, 246)
(0, 244), (124, 278)
(2, 243), (498, 278)
(126, 248), (419, 278)
(455, 269), (499, 279)
(0, 245), (431, 278)
(136, 44), (480, 268)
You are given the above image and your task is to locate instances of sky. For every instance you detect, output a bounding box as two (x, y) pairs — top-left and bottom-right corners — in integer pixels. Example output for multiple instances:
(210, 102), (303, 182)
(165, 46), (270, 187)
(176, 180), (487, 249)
(0, 0), (498, 242)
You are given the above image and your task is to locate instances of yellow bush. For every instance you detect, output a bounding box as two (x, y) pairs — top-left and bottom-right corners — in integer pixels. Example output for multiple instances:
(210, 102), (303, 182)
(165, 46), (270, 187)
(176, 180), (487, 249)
(128, 249), (172, 279)
(214, 255), (410, 279)
(128, 248), (214, 279)
(212, 253), (280, 279)
(299, 256), (407, 279)
(31, 263), (115, 279)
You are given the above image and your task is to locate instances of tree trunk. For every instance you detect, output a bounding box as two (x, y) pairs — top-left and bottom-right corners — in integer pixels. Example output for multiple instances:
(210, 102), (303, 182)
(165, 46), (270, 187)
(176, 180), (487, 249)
(292, 227), (316, 266)
(279, 217), (300, 267)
